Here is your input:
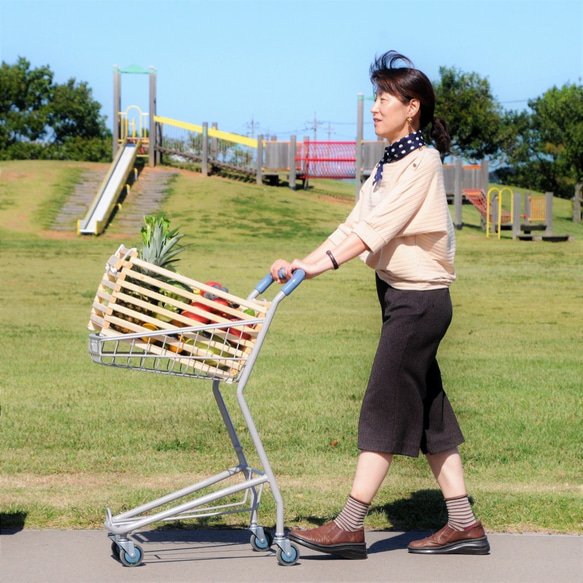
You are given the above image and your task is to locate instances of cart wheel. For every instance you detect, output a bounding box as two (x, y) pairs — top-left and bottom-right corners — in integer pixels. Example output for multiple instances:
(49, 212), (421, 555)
(111, 541), (120, 558)
(250, 530), (273, 551)
(118, 543), (144, 567)
(276, 542), (299, 566)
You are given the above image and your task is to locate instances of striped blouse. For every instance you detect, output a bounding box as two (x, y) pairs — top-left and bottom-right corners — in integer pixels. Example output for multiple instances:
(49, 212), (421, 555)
(327, 147), (456, 290)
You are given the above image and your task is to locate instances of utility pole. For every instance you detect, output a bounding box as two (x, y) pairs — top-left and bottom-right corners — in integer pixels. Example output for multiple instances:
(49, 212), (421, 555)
(326, 123), (333, 141)
(306, 113), (324, 141)
(246, 116), (259, 138)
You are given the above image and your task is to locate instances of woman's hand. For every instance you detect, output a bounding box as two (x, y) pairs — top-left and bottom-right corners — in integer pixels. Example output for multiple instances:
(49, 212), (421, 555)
(270, 259), (292, 283)
(270, 258), (323, 283)
(288, 258), (327, 280)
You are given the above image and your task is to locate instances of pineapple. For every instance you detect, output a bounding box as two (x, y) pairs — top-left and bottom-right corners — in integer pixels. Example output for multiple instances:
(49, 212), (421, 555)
(119, 214), (188, 328)
(139, 214), (185, 271)
(139, 214), (190, 323)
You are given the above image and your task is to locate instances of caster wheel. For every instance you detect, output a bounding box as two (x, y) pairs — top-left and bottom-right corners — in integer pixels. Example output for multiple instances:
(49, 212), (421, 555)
(119, 543), (144, 567)
(276, 542), (299, 566)
(111, 541), (120, 557)
(250, 530), (273, 551)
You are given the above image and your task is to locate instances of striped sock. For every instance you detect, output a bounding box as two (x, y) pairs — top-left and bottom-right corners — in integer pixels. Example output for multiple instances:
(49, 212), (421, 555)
(446, 495), (477, 531)
(334, 496), (370, 532)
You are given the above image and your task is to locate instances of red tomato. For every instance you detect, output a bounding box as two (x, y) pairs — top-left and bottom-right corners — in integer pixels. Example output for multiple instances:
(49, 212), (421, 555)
(226, 317), (251, 341)
(228, 327), (251, 341)
(182, 306), (210, 325)
(211, 298), (230, 315)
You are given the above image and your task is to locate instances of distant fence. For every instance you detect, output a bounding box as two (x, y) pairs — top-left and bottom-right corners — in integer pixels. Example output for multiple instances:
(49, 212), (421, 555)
(154, 116), (257, 176)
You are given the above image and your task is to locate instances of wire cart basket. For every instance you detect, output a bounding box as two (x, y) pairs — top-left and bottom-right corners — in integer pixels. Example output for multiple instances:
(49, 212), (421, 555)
(87, 245), (304, 567)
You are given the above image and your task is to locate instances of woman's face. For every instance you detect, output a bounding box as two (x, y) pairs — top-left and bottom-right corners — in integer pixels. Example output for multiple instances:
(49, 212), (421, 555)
(371, 91), (412, 143)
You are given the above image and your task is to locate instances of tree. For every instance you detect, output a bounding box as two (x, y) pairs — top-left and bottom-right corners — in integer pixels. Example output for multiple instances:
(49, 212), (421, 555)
(48, 78), (108, 144)
(0, 57), (53, 150)
(0, 57), (110, 161)
(433, 66), (504, 161)
(497, 84), (583, 199)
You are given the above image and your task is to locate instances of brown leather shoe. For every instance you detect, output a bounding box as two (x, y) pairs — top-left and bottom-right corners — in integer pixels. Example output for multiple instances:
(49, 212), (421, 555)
(289, 521), (367, 559)
(408, 521), (490, 555)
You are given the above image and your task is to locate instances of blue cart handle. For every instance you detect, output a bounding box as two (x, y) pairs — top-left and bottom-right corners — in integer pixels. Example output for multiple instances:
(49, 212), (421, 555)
(255, 268), (305, 296)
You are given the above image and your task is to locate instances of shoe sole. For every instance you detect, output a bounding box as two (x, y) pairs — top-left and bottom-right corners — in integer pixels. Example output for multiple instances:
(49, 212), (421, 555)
(289, 533), (367, 560)
(408, 537), (490, 555)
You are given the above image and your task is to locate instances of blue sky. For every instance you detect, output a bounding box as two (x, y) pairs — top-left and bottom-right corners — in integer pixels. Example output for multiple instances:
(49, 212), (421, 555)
(1, 0), (582, 141)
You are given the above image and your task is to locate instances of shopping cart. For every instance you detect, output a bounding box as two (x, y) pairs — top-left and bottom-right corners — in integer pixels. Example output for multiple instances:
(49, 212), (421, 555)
(87, 245), (304, 567)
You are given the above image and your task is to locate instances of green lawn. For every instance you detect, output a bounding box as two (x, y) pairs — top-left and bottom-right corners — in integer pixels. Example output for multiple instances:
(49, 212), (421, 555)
(0, 160), (581, 534)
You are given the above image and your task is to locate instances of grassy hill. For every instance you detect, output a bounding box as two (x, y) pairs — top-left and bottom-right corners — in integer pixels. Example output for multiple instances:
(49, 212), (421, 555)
(0, 160), (581, 534)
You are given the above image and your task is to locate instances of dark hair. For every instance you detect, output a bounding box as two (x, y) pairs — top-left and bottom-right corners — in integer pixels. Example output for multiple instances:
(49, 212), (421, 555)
(370, 51), (450, 155)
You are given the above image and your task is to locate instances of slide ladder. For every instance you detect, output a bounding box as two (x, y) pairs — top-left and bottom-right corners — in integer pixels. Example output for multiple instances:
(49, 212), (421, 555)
(78, 140), (140, 235)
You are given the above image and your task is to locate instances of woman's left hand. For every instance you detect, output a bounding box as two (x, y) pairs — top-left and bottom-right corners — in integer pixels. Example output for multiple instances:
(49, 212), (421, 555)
(270, 259), (292, 283)
(288, 258), (327, 280)
(270, 258), (322, 282)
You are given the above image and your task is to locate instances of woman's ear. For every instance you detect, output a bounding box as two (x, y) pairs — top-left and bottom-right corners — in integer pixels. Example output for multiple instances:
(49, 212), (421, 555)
(408, 98), (421, 119)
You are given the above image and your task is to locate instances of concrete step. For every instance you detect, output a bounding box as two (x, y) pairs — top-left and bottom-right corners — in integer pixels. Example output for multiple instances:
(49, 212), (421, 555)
(51, 167), (178, 234)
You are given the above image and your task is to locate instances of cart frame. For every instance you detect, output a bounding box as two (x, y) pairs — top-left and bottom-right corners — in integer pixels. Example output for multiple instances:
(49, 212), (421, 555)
(87, 246), (304, 567)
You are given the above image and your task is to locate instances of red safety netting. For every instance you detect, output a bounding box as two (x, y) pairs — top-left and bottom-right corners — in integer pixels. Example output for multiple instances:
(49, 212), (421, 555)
(296, 141), (356, 179)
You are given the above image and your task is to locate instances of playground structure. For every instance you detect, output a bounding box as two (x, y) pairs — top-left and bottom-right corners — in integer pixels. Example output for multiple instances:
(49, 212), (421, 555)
(443, 157), (570, 241)
(77, 139), (141, 234)
(154, 115), (386, 187)
(463, 187), (514, 238)
(461, 187), (560, 240)
(77, 68), (391, 234)
(77, 65), (570, 242)
(77, 65), (157, 235)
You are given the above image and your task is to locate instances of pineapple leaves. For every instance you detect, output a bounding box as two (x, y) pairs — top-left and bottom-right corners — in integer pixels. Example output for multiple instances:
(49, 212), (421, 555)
(139, 214), (186, 272)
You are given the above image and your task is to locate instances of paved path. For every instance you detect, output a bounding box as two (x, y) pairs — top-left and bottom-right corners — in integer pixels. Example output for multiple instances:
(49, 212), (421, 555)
(1, 528), (581, 582)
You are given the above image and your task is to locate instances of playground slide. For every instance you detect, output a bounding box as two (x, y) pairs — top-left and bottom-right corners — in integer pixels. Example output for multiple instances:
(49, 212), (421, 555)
(463, 188), (511, 224)
(78, 141), (140, 235)
(463, 189), (488, 219)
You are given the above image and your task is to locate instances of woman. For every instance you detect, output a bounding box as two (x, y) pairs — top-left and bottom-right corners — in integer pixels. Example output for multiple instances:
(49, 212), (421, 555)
(270, 51), (489, 559)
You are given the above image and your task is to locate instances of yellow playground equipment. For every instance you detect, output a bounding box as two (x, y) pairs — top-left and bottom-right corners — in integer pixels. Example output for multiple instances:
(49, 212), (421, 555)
(486, 187), (513, 239)
(119, 105), (149, 157)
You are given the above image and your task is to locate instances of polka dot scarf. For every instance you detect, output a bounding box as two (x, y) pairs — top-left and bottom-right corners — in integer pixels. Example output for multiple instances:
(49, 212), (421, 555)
(372, 130), (425, 185)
